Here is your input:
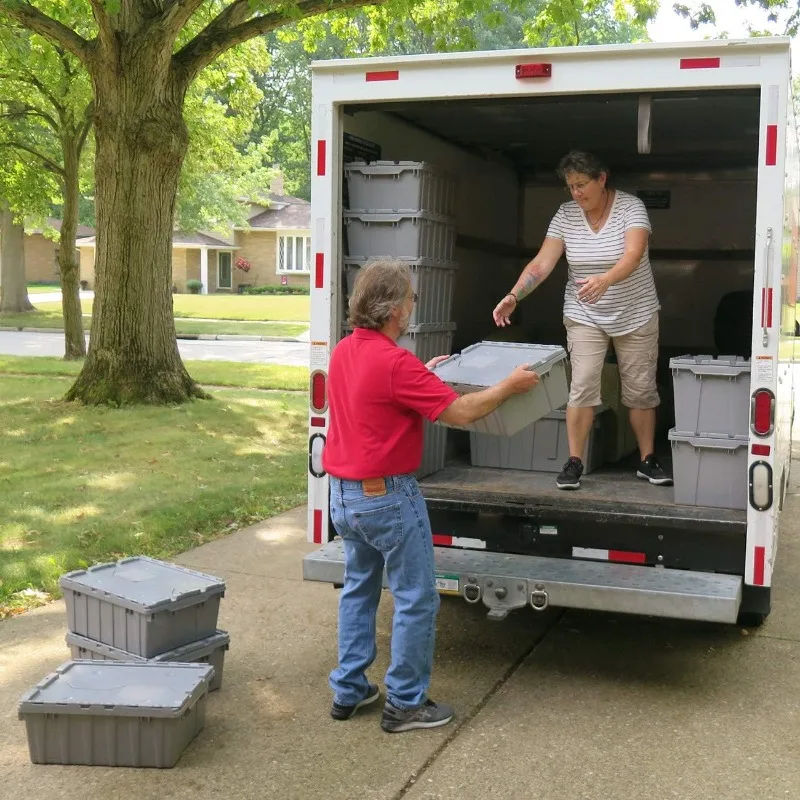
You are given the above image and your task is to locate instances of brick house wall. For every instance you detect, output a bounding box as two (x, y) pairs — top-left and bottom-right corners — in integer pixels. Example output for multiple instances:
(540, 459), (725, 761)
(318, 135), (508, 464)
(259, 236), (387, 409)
(232, 230), (309, 290)
(76, 229), (311, 293)
(24, 234), (61, 283)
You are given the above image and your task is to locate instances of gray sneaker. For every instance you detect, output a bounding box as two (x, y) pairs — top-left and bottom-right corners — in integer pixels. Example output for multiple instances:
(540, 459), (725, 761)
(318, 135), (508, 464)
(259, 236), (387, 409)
(381, 699), (455, 733)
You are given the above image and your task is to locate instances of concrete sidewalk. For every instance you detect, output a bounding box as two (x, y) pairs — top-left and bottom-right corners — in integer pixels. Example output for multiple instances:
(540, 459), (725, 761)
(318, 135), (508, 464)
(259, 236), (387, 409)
(3, 492), (800, 798)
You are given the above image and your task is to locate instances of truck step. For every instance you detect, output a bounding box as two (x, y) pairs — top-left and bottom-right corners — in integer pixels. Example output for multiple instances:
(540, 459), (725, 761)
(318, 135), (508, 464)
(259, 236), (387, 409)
(303, 541), (742, 624)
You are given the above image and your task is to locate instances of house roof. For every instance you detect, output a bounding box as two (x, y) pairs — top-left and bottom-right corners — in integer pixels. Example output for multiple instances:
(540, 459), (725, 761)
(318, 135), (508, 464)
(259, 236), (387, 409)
(246, 192), (311, 231)
(28, 217), (95, 238)
(172, 231), (232, 247)
(77, 231), (236, 249)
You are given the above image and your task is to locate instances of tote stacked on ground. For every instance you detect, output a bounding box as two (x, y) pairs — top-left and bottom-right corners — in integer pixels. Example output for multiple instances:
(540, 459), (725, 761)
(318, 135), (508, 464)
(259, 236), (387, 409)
(668, 355), (752, 509)
(343, 160), (459, 478)
(18, 556), (230, 768)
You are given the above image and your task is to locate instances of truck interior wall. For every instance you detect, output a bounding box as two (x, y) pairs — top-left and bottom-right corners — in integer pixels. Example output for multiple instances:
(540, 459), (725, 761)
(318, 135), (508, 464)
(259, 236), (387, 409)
(342, 111), (523, 349)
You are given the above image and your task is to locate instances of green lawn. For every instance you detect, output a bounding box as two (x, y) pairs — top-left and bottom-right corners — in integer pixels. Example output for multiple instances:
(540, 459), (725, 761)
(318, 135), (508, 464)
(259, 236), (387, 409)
(0, 307), (306, 338)
(0, 355), (309, 392)
(172, 294), (309, 322)
(27, 283), (62, 294)
(0, 374), (309, 617)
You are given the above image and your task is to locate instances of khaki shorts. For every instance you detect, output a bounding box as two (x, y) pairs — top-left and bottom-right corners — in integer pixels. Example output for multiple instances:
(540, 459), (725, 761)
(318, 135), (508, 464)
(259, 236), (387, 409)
(564, 313), (660, 409)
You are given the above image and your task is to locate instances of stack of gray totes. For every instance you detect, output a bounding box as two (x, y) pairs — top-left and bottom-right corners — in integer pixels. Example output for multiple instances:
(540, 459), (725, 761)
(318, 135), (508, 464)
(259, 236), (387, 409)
(343, 160), (459, 478)
(18, 556), (229, 768)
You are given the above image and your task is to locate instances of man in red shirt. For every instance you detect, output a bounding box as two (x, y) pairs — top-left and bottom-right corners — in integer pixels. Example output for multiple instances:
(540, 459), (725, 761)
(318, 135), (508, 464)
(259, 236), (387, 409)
(324, 258), (539, 733)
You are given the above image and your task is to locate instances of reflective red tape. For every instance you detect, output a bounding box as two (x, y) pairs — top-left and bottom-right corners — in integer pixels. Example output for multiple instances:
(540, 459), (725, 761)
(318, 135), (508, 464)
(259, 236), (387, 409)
(315, 252), (324, 289)
(432, 534), (453, 546)
(366, 70), (399, 82)
(754, 546), (766, 586)
(766, 124), (778, 166)
(761, 287), (773, 328)
(680, 57), (720, 70)
(313, 509), (323, 544)
(608, 550), (647, 565)
(316, 140), (326, 176)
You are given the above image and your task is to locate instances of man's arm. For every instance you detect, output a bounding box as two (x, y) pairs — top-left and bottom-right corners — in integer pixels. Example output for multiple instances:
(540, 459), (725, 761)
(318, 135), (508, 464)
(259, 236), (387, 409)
(437, 366), (539, 426)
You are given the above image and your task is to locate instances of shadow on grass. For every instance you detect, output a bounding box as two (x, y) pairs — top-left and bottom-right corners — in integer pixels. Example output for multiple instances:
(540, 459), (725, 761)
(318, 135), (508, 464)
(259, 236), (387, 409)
(0, 379), (308, 607)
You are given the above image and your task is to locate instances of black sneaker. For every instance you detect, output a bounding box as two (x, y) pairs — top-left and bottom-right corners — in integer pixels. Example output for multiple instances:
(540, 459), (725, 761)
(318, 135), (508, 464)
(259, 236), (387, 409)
(330, 683), (380, 721)
(636, 454), (673, 486)
(556, 457), (584, 490)
(381, 698), (455, 733)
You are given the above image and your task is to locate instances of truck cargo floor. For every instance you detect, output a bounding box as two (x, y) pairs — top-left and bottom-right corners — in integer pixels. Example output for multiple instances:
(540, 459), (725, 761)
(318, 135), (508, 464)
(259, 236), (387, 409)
(419, 459), (747, 531)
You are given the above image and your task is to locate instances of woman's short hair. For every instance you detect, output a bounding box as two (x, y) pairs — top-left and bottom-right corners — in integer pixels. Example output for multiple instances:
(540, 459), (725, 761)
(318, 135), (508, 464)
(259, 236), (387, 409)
(348, 257), (411, 330)
(557, 151), (611, 182)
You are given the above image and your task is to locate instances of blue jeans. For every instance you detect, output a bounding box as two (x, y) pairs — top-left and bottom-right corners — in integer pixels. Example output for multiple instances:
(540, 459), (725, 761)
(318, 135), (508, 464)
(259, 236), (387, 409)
(328, 474), (440, 711)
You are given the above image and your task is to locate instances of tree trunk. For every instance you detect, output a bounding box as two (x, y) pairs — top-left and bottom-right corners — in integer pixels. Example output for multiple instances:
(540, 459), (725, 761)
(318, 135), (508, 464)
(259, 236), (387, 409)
(58, 138), (86, 360)
(0, 202), (35, 313)
(65, 69), (207, 404)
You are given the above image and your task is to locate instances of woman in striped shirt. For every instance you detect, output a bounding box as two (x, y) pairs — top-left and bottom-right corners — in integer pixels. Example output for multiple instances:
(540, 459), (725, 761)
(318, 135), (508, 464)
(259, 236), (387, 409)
(493, 151), (673, 491)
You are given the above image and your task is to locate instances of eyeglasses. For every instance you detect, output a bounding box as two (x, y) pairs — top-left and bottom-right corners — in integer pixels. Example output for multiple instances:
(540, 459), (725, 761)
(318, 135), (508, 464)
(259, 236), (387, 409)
(409, 292), (418, 303)
(566, 180), (592, 194)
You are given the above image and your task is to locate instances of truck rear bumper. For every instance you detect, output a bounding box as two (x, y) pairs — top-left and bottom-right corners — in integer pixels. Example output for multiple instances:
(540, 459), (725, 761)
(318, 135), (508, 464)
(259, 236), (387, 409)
(303, 541), (743, 625)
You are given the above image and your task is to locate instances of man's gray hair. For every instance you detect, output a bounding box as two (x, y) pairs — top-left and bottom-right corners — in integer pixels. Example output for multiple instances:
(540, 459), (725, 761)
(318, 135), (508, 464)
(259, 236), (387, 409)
(348, 257), (412, 330)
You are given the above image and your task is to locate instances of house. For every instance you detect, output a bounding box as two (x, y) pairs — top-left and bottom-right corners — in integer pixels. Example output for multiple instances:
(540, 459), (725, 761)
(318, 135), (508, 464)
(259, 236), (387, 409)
(76, 176), (312, 294)
(25, 218), (95, 284)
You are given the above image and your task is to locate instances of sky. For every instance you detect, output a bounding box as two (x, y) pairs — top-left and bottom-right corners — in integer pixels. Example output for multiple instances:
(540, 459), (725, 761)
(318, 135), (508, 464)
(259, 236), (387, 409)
(647, 0), (798, 71)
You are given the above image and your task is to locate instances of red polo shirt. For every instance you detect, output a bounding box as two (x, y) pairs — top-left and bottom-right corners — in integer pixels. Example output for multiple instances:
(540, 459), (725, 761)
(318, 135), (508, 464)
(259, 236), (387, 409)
(323, 328), (458, 480)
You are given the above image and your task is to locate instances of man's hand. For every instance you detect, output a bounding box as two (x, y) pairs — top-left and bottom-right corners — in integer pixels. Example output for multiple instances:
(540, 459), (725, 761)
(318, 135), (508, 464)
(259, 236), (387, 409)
(504, 365), (539, 394)
(576, 273), (611, 304)
(492, 294), (517, 327)
(425, 354), (451, 370)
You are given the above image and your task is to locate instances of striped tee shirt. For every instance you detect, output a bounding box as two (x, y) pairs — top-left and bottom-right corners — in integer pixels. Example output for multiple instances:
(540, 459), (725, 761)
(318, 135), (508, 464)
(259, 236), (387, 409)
(545, 190), (660, 336)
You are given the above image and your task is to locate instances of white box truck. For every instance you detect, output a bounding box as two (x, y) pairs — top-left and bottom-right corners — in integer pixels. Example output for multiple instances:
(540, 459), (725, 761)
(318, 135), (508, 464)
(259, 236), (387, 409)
(303, 38), (798, 627)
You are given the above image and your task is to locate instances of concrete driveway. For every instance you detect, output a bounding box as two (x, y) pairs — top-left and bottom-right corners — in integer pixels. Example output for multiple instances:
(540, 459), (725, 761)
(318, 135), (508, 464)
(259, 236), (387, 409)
(3, 469), (800, 798)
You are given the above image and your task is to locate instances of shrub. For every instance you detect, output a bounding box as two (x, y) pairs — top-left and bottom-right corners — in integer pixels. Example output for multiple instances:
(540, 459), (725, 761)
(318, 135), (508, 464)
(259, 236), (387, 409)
(186, 279), (203, 294)
(243, 284), (309, 296)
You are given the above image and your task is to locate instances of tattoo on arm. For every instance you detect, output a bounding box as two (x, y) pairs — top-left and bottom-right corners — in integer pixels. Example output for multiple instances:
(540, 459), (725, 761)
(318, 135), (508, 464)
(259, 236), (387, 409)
(513, 265), (545, 301)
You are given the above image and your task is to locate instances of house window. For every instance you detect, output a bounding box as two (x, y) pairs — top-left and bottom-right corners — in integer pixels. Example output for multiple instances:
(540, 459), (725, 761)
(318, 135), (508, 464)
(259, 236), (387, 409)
(277, 235), (311, 274)
(217, 251), (232, 289)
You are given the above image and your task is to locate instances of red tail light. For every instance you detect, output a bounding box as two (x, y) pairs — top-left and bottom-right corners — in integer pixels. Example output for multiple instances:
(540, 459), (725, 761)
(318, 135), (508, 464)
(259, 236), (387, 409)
(516, 63), (552, 79)
(751, 389), (775, 437)
(310, 371), (327, 413)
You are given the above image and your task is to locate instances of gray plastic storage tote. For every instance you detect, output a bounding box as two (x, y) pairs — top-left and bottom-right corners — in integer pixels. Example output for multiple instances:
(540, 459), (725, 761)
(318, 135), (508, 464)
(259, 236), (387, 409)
(432, 342), (569, 436)
(470, 407), (605, 473)
(344, 212), (456, 261)
(669, 429), (749, 510)
(341, 323), (455, 365)
(345, 160), (457, 217)
(60, 556), (226, 658)
(344, 258), (457, 326)
(670, 355), (751, 437)
(18, 661), (213, 768)
(66, 629), (230, 692)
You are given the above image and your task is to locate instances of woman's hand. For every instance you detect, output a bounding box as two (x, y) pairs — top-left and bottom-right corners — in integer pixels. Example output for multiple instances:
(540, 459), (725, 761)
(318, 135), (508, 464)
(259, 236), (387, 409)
(492, 294), (517, 327)
(576, 273), (612, 304)
(425, 355), (451, 370)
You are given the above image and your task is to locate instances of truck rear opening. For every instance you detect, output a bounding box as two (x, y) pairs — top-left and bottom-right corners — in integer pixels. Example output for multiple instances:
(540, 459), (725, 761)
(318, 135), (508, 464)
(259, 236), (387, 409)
(304, 41), (797, 626)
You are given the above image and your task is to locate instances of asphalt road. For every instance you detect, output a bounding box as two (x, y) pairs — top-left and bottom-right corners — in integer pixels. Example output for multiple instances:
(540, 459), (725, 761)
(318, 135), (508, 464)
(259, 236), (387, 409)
(0, 331), (309, 367)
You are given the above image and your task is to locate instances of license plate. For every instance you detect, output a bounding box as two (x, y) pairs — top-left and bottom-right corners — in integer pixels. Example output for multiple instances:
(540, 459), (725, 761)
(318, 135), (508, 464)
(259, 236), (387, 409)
(435, 573), (460, 595)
